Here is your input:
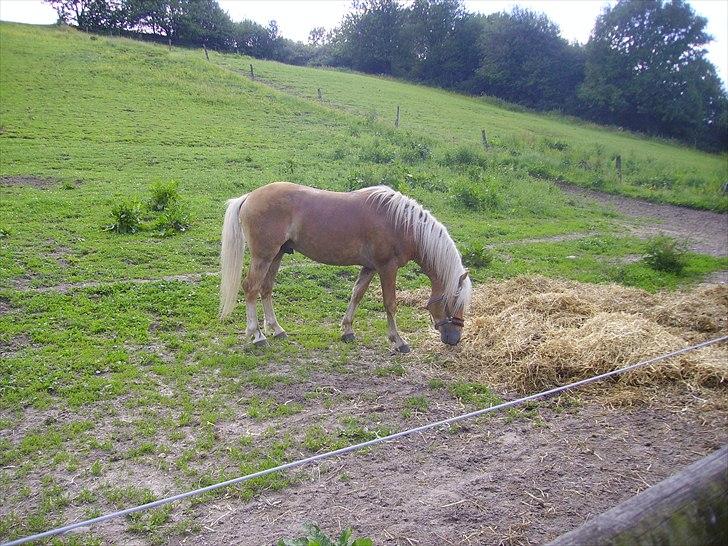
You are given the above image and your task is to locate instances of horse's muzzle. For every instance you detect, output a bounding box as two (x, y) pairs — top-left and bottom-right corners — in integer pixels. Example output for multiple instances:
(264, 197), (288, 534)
(440, 328), (461, 346)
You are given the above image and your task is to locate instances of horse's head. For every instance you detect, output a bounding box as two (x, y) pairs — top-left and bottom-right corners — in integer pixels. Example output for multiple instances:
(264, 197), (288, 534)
(426, 271), (469, 346)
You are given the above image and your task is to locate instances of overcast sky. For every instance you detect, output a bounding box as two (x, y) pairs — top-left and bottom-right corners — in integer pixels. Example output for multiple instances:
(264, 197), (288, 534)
(1, 0), (726, 85)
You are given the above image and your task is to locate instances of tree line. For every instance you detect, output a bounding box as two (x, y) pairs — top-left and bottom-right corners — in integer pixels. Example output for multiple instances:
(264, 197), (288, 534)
(46, 0), (727, 151)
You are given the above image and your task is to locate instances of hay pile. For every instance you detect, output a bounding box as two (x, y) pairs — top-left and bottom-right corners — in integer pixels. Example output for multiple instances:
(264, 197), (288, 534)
(407, 276), (727, 399)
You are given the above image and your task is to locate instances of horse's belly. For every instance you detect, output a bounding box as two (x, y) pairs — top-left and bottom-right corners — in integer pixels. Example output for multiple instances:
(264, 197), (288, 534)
(292, 238), (369, 267)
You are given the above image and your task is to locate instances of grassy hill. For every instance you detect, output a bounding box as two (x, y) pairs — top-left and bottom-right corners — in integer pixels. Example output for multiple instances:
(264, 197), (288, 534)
(0, 23), (726, 544)
(213, 51), (728, 211)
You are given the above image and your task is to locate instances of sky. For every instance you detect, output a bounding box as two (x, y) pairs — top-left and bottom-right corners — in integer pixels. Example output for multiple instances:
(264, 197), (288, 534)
(0, 0), (726, 85)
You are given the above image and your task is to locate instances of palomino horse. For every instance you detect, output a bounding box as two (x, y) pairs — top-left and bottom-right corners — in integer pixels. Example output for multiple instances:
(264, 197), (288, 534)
(219, 182), (472, 352)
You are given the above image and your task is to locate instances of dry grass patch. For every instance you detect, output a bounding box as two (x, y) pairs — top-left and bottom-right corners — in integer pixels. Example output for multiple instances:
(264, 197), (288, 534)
(403, 277), (727, 404)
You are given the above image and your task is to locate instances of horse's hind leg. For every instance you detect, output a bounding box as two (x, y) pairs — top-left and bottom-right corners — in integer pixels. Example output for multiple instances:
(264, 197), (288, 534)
(242, 256), (273, 346)
(379, 264), (410, 354)
(341, 267), (375, 342)
(261, 249), (286, 339)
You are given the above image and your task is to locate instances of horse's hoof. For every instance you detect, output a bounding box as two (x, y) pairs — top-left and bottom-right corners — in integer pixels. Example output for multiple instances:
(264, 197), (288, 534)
(341, 333), (356, 343)
(396, 344), (411, 354)
(273, 331), (287, 340)
(253, 338), (268, 348)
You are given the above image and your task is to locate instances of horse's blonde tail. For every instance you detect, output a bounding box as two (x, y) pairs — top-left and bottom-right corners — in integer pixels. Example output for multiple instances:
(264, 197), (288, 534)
(219, 194), (248, 319)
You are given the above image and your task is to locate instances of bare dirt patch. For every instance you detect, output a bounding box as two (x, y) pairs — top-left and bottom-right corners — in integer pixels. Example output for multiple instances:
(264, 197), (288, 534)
(0, 175), (56, 189)
(557, 183), (728, 257)
(0, 333), (34, 357)
(209, 399), (726, 546)
(0, 297), (14, 316)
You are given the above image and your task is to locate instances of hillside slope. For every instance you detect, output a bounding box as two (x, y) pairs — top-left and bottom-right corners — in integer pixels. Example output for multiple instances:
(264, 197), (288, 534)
(211, 52), (728, 211)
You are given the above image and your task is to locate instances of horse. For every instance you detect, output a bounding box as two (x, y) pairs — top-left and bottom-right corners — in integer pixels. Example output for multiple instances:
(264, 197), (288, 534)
(219, 182), (472, 353)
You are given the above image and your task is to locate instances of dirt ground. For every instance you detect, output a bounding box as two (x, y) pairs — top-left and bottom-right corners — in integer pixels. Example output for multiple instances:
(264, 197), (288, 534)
(191, 383), (726, 546)
(557, 183), (728, 258)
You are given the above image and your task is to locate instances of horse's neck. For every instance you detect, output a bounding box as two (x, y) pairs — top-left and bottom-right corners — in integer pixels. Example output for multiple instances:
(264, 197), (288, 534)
(414, 255), (445, 298)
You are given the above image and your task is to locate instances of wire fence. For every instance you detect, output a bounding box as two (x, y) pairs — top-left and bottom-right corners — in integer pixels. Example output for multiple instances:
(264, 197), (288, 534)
(4, 335), (727, 546)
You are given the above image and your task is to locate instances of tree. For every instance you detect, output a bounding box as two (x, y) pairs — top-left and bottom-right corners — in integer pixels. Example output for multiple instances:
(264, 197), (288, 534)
(46, 0), (126, 31)
(329, 0), (406, 75)
(579, 0), (727, 149)
(463, 8), (584, 111)
(405, 0), (481, 87)
(308, 26), (326, 46)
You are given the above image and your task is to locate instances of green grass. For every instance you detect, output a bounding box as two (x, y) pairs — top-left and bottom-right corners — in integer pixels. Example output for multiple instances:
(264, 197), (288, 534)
(212, 51), (728, 212)
(0, 22), (726, 543)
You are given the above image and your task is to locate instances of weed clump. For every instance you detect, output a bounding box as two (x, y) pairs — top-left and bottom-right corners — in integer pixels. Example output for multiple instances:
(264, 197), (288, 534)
(451, 179), (502, 211)
(278, 523), (372, 546)
(460, 242), (493, 268)
(153, 203), (192, 237)
(148, 180), (180, 211)
(643, 236), (688, 273)
(106, 199), (142, 234)
(442, 144), (487, 168)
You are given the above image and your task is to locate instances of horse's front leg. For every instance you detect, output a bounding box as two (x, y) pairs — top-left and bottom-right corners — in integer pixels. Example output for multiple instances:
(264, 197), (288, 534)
(379, 265), (410, 354)
(341, 267), (375, 342)
(242, 256), (272, 346)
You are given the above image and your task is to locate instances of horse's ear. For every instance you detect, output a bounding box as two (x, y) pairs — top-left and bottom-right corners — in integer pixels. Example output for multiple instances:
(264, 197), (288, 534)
(458, 269), (469, 287)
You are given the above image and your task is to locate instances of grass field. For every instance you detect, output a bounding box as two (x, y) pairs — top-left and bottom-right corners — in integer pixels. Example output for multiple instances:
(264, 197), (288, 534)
(0, 23), (727, 544)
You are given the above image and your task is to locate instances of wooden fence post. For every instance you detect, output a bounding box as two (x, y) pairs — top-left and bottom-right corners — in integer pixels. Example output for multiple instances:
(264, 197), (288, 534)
(481, 129), (490, 149)
(249, 64), (254, 79)
(203, 43), (209, 61)
(395, 105), (400, 128)
(615, 154), (622, 182)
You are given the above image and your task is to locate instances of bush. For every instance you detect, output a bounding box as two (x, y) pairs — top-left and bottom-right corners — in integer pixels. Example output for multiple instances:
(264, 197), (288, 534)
(460, 242), (493, 268)
(278, 523), (372, 546)
(643, 236), (687, 273)
(153, 203), (192, 236)
(451, 179), (502, 211)
(442, 145), (487, 168)
(106, 199), (142, 234)
(148, 180), (180, 211)
(400, 135), (431, 164)
(359, 138), (396, 164)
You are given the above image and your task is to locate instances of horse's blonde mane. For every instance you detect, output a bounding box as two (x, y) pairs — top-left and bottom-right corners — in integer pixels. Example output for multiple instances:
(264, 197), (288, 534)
(363, 186), (472, 312)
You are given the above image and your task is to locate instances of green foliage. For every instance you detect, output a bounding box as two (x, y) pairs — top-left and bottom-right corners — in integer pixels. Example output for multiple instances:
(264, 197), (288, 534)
(580, 0), (727, 151)
(472, 7), (584, 111)
(277, 523), (372, 546)
(449, 382), (502, 408)
(148, 180), (180, 212)
(153, 203), (192, 237)
(460, 242), (493, 268)
(442, 145), (487, 169)
(106, 199), (142, 234)
(451, 179), (502, 211)
(642, 236), (688, 274)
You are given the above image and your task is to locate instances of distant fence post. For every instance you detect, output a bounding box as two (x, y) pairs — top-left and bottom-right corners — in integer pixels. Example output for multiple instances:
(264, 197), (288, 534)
(395, 105), (400, 128)
(249, 64), (255, 79)
(203, 43), (209, 61)
(481, 129), (490, 149)
(167, 37), (171, 50)
(615, 154), (622, 182)
(317, 88), (322, 101)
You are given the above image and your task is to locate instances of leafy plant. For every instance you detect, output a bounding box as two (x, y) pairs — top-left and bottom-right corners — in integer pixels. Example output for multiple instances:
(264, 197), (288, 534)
(460, 242), (493, 268)
(451, 180), (502, 211)
(277, 523), (373, 546)
(153, 202), (192, 236)
(148, 180), (180, 212)
(106, 199), (142, 234)
(642, 236), (688, 273)
(442, 145), (487, 168)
